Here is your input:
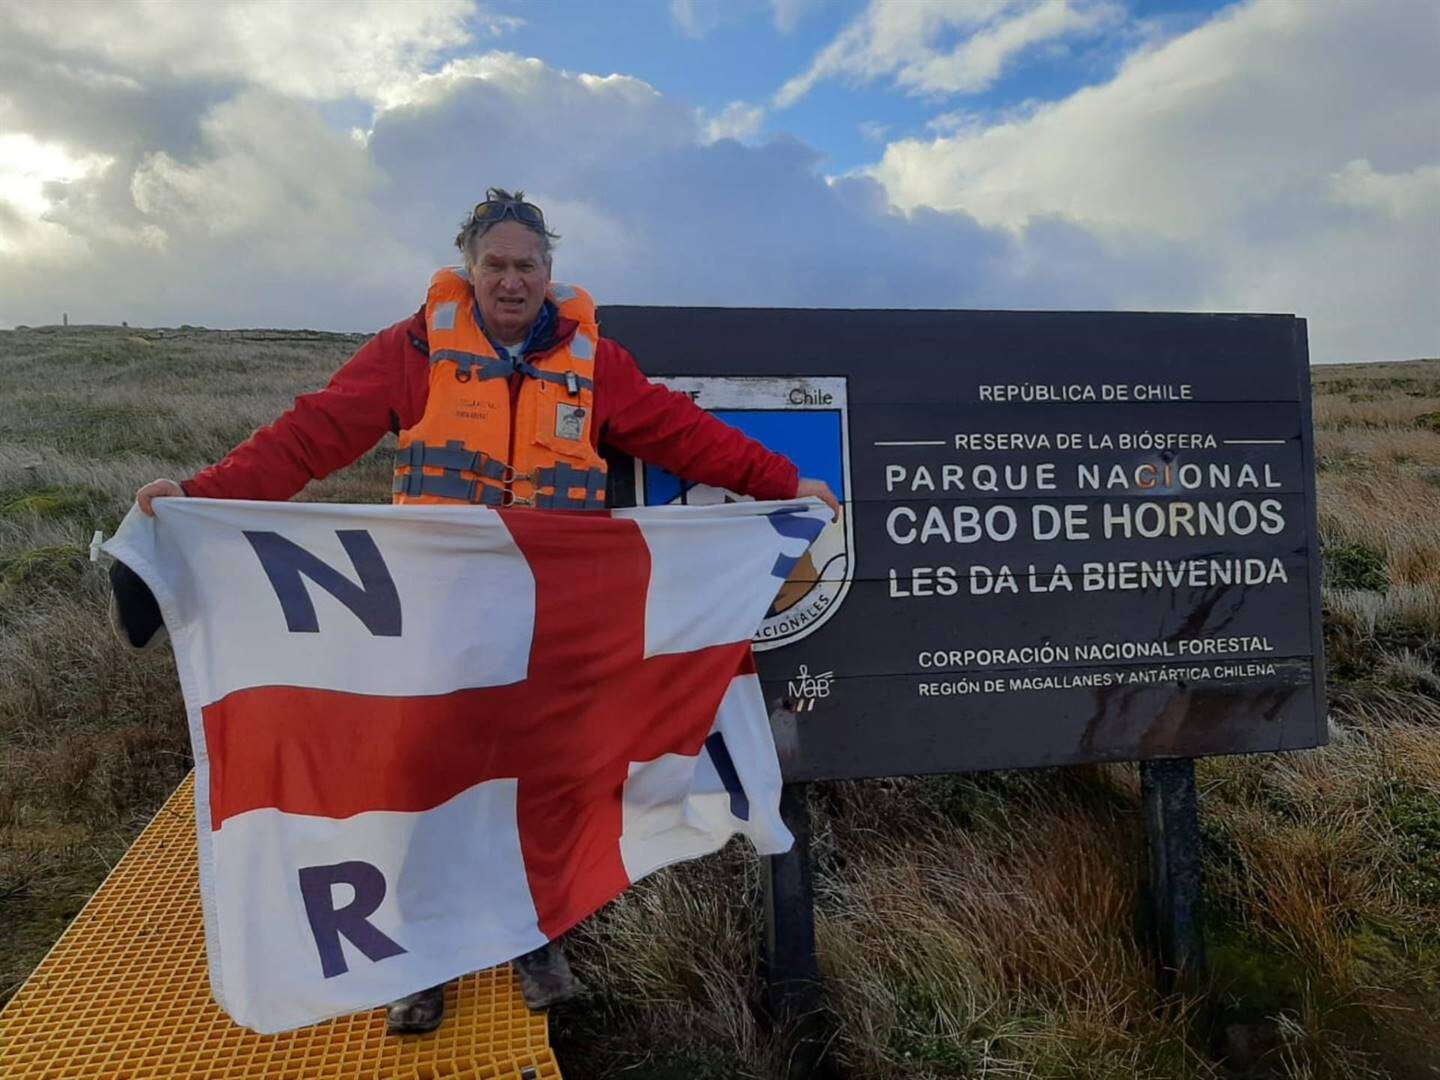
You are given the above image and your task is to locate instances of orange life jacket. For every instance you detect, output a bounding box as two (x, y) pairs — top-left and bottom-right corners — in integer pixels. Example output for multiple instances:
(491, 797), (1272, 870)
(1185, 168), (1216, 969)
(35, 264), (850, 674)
(392, 268), (608, 509)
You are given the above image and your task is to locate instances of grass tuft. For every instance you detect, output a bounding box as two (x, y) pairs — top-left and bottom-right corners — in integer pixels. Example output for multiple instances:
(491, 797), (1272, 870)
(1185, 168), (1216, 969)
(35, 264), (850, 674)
(0, 484), (108, 521)
(0, 545), (89, 597)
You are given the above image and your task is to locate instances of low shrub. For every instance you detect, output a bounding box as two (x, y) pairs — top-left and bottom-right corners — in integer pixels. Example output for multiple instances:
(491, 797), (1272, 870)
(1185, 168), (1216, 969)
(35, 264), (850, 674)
(1323, 542), (1390, 592)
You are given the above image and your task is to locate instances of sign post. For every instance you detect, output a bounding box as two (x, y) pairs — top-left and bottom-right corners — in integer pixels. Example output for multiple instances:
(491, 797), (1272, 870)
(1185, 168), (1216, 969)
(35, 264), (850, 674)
(602, 305), (1324, 1070)
(1140, 757), (1207, 983)
(759, 781), (819, 1017)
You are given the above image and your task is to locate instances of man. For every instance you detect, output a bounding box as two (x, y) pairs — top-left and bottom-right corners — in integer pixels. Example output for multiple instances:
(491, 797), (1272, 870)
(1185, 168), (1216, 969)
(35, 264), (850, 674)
(132, 188), (839, 1034)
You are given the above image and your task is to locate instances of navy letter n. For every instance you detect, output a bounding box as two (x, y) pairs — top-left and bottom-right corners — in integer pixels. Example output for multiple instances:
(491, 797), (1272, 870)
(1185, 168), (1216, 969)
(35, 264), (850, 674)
(244, 529), (402, 636)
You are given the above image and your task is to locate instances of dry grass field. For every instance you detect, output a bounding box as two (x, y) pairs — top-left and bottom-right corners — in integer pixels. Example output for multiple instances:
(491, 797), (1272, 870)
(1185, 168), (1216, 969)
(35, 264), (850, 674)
(2, 325), (1439, 1079)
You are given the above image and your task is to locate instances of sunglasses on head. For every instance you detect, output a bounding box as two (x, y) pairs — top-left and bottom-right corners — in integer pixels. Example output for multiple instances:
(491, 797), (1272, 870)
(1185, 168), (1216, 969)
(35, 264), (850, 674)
(471, 198), (546, 229)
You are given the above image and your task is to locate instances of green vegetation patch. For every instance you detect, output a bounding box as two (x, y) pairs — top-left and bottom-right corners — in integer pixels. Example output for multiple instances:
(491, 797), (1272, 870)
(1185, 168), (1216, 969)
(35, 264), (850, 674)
(1333, 376), (1424, 395)
(81, 338), (160, 366)
(1323, 542), (1390, 592)
(916, 771), (1025, 830)
(1381, 781), (1440, 906)
(1317, 448), (1369, 474)
(1206, 915), (1312, 1025)
(0, 544), (89, 597)
(6, 397), (257, 463)
(10, 399), (162, 456)
(0, 484), (109, 522)
(1347, 919), (1440, 999)
(1414, 411), (1440, 433)
(889, 980), (985, 1071)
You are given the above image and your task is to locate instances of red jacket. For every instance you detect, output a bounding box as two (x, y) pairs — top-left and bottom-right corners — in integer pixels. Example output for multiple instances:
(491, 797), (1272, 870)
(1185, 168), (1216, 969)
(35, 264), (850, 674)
(184, 308), (799, 503)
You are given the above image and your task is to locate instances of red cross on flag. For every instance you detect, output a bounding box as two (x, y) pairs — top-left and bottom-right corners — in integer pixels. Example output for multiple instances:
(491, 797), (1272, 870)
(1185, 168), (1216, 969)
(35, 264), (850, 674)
(103, 497), (828, 1034)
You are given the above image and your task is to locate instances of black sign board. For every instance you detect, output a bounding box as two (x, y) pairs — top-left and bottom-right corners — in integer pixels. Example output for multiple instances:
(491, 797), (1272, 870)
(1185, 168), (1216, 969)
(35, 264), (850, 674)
(601, 307), (1326, 781)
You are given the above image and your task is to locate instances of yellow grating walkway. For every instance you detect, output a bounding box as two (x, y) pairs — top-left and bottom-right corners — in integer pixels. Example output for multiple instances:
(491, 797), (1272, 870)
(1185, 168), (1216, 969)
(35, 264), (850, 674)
(0, 773), (561, 1080)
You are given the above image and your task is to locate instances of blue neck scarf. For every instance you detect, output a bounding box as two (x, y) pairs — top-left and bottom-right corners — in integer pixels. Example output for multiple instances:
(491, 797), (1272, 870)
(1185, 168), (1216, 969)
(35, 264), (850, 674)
(477, 297), (557, 359)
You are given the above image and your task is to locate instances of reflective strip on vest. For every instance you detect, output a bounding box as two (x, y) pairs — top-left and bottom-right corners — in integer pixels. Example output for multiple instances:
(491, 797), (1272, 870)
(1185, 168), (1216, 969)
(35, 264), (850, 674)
(394, 441), (509, 482)
(430, 348), (595, 392)
(535, 461), (607, 493)
(535, 490), (606, 510)
(431, 302), (457, 331)
(534, 462), (607, 510)
(570, 333), (595, 361)
(430, 349), (513, 380)
(514, 358), (593, 391)
(391, 470), (513, 506)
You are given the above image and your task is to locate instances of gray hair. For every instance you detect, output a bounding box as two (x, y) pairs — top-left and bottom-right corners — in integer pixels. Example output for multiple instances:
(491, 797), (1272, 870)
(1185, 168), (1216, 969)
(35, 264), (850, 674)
(455, 187), (560, 267)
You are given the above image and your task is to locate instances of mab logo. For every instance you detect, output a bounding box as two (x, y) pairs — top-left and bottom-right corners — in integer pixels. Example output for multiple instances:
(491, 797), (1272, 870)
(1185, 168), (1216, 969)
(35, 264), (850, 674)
(636, 376), (854, 651)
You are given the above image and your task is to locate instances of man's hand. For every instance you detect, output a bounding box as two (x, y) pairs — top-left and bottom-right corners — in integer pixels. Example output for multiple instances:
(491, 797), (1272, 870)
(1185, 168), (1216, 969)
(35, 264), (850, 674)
(796, 477), (840, 521)
(135, 478), (185, 517)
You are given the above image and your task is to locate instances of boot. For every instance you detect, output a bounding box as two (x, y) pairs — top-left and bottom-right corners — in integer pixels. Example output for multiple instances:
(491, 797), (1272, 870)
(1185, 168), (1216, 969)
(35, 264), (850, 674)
(385, 983), (446, 1034)
(513, 941), (585, 1010)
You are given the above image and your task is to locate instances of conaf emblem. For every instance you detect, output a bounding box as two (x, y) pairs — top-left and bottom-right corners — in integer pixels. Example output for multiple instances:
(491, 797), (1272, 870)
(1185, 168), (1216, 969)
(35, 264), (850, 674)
(635, 375), (854, 651)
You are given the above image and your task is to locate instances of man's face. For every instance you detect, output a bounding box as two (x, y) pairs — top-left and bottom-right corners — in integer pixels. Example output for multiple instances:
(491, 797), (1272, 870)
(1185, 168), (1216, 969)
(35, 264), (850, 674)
(471, 220), (551, 346)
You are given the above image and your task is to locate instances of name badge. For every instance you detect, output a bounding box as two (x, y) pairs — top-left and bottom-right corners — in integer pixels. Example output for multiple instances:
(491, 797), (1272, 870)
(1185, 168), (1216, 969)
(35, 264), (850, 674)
(555, 403), (587, 441)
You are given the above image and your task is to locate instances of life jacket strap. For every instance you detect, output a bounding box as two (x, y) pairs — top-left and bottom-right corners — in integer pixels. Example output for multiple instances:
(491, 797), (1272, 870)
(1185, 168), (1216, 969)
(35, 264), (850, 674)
(533, 462), (607, 509)
(395, 440), (516, 482)
(534, 491), (607, 510)
(391, 470), (534, 507)
(430, 349), (513, 382)
(515, 361), (594, 391)
(429, 347), (595, 392)
(394, 440), (542, 506)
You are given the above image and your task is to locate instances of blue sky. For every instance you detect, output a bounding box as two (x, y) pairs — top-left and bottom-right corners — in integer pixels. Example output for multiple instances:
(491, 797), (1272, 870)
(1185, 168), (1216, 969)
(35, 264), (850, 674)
(497, 0), (1217, 172)
(1, 0), (1436, 362)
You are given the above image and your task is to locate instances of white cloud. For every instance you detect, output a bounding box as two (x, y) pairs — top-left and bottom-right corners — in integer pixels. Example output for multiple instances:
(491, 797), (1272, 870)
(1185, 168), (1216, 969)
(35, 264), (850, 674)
(1328, 159), (1440, 222)
(670, 0), (725, 39)
(775, 0), (1119, 107)
(701, 101), (767, 143)
(671, 0), (820, 38)
(869, 0), (1440, 361)
(0, 0), (514, 275)
(0, 0), (491, 104)
(1, 44), (1185, 333)
(900, 0), (1119, 95)
(0, 135), (110, 219)
(0, 135), (118, 258)
(770, 0), (824, 34)
(0, 1), (1433, 364)
(125, 95), (374, 251)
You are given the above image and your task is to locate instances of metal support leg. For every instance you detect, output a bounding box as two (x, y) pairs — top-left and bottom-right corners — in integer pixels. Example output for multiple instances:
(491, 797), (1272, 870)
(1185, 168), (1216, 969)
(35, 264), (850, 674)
(761, 782), (820, 1019)
(760, 782), (830, 1078)
(1139, 757), (1207, 986)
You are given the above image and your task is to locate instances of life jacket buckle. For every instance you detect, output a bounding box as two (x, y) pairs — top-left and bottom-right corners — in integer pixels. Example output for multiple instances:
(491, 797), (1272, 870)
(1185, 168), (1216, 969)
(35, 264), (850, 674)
(499, 491), (534, 508)
(564, 370), (579, 396)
